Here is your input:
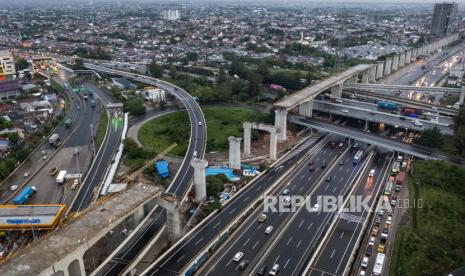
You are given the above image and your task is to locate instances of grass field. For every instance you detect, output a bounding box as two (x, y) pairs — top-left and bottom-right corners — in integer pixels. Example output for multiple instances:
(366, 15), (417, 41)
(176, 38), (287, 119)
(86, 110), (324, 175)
(95, 106), (108, 149)
(389, 160), (465, 276)
(138, 107), (265, 156)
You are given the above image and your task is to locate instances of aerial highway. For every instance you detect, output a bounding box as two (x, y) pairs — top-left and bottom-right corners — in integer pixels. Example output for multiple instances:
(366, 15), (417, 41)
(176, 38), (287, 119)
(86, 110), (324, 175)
(0, 76), (99, 205)
(69, 84), (123, 212)
(291, 115), (465, 166)
(81, 63), (207, 275)
(236, 146), (373, 275)
(198, 137), (349, 275)
(306, 152), (392, 276)
(144, 134), (326, 275)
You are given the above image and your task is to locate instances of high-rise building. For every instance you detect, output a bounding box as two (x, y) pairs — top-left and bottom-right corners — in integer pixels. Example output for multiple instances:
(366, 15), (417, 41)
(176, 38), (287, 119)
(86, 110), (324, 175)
(162, 9), (180, 21)
(0, 48), (16, 81)
(431, 2), (458, 37)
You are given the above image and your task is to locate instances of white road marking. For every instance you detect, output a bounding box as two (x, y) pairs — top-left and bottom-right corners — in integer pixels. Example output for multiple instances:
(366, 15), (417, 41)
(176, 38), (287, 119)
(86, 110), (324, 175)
(299, 219), (305, 228)
(243, 196), (250, 202)
(301, 175), (305, 180)
(286, 237), (293, 245)
(252, 240), (260, 249)
(297, 240), (302, 248)
(330, 249), (336, 259)
(229, 208), (236, 215)
(333, 187), (337, 192)
(307, 222), (313, 230)
(346, 168), (350, 172)
(194, 238), (204, 246)
(299, 186), (304, 192)
(177, 254), (185, 263)
(213, 222), (220, 229)
(340, 232), (345, 239)
(284, 258), (291, 269)
(243, 238), (251, 246)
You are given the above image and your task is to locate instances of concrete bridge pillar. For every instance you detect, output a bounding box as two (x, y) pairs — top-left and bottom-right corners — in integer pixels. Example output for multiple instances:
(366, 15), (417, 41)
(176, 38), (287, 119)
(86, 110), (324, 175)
(419, 46), (424, 57)
(405, 50), (412, 65)
(243, 122), (252, 156)
(411, 49), (417, 62)
(362, 70), (369, 83)
(228, 136), (242, 170)
(460, 86), (465, 106)
(392, 54), (399, 71)
(368, 65), (377, 82)
(331, 84), (342, 98)
(399, 52), (406, 68)
(191, 158), (208, 201)
(269, 129), (278, 160)
(384, 58), (392, 76)
(376, 61), (384, 80)
(426, 44), (431, 55)
(164, 201), (182, 242)
(274, 109), (287, 141)
(298, 99), (313, 117)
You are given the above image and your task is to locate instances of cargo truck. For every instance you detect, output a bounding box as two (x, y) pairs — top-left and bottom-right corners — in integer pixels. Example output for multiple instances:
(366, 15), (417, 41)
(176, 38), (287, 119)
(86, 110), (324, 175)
(377, 101), (397, 111)
(13, 186), (37, 205)
(49, 133), (60, 147)
(56, 170), (67, 185)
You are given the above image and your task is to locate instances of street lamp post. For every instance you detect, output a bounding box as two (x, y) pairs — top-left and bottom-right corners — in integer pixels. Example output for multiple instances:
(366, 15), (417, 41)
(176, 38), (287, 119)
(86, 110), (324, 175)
(74, 148), (81, 183)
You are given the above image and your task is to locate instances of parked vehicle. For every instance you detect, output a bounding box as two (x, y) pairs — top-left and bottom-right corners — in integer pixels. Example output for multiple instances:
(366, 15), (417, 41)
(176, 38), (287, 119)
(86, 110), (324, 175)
(13, 186), (37, 205)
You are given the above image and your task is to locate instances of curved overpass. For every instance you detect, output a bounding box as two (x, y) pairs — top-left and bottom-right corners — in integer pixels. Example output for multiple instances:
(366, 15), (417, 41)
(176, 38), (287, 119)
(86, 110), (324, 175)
(82, 63), (207, 275)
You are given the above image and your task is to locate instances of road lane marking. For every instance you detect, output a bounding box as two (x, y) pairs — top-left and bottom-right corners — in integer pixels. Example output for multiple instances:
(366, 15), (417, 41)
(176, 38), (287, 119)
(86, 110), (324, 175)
(346, 168), (350, 172)
(286, 237), (293, 246)
(299, 219), (305, 228)
(333, 187), (337, 192)
(252, 240), (260, 249)
(273, 255), (280, 265)
(194, 238), (204, 246)
(176, 254), (185, 263)
(243, 196), (250, 202)
(299, 186), (304, 192)
(340, 232), (344, 239)
(213, 222), (220, 229)
(243, 238), (250, 247)
(301, 175), (305, 180)
(307, 222), (313, 230)
(330, 249), (336, 259)
(229, 208), (236, 215)
(297, 240), (302, 248)
(284, 258), (290, 269)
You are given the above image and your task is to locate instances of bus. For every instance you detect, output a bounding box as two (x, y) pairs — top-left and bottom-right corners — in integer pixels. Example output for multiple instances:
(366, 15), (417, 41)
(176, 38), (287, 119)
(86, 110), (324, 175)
(373, 253), (385, 276)
(384, 182), (393, 196)
(391, 162), (400, 175)
(353, 150), (364, 165)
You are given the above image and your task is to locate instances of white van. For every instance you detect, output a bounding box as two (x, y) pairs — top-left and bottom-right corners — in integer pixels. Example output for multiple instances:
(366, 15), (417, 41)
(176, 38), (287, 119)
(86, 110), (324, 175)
(193, 150), (198, 158)
(361, 256), (369, 268)
(269, 264), (279, 275)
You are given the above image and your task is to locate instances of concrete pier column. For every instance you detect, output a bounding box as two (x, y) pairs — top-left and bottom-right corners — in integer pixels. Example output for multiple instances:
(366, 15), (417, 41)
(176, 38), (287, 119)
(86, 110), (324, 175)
(298, 99), (313, 117)
(392, 54), (399, 71)
(399, 52), (406, 68)
(411, 49), (417, 61)
(376, 61), (384, 80)
(274, 109), (287, 141)
(269, 129), (278, 160)
(460, 86), (465, 105)
(362, 70), (369, 83)
(330, 84), (342, 98)
(228, 136), (242, 170)
(405, 50), (412, 65)
(419, 46), (424, 57)
(243, 122), (252, 156)
(165, 203), (182, 242)
(426, 44), (431, 55)
(384, 58), (392, 76)
(191, 158), (208, 201)
(369, 65), (377, 82)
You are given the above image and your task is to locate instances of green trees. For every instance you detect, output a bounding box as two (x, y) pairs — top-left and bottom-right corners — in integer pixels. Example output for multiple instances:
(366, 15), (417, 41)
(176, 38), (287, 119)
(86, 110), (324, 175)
(453, 107), (465, 156)
(148, 62), (164, 78)
(206, 174), (228, 197)
(124, 97), (146, 116)
(414, 127), (443, 148)
(14, 57), (29, 71)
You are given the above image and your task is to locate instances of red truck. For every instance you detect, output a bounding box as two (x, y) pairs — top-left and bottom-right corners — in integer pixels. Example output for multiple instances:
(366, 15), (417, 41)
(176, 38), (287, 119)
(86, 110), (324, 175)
(395, 171), (406, 191)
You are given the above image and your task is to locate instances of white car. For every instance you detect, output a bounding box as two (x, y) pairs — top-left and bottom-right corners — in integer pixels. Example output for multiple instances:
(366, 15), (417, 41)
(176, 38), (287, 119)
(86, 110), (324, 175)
(369, 169), (375, 177)
(368, 236), (375, 246)
(233, 252), (243, 262)
(265, 226), (274, 234)
(198, 121), (202, 126)
(361, 256), (369, 268)
(10, 185), (18, 191)
(311, 204), (319, 212)
(387, 216), (393, 225)
(341, 109), (349, 113)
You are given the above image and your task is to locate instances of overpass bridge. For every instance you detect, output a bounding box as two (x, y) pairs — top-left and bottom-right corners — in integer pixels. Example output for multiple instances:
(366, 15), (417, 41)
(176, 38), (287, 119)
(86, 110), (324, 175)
(272, 33), (462, 139)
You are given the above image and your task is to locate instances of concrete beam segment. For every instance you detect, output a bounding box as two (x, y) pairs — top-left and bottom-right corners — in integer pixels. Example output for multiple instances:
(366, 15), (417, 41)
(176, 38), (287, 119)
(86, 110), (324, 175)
(399, 52), (406, 68)
(191, 158), (208, 201)
(228, 136), (242, 170)
(384, 58), (392, 76)
(405, 50), (412, 65)
(392, 54), (399, 71)
(243, 122), (252, 156)
(274, 109), (288, 141)
(376, 61), (384, 80)
(298, 100), (313, 117)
